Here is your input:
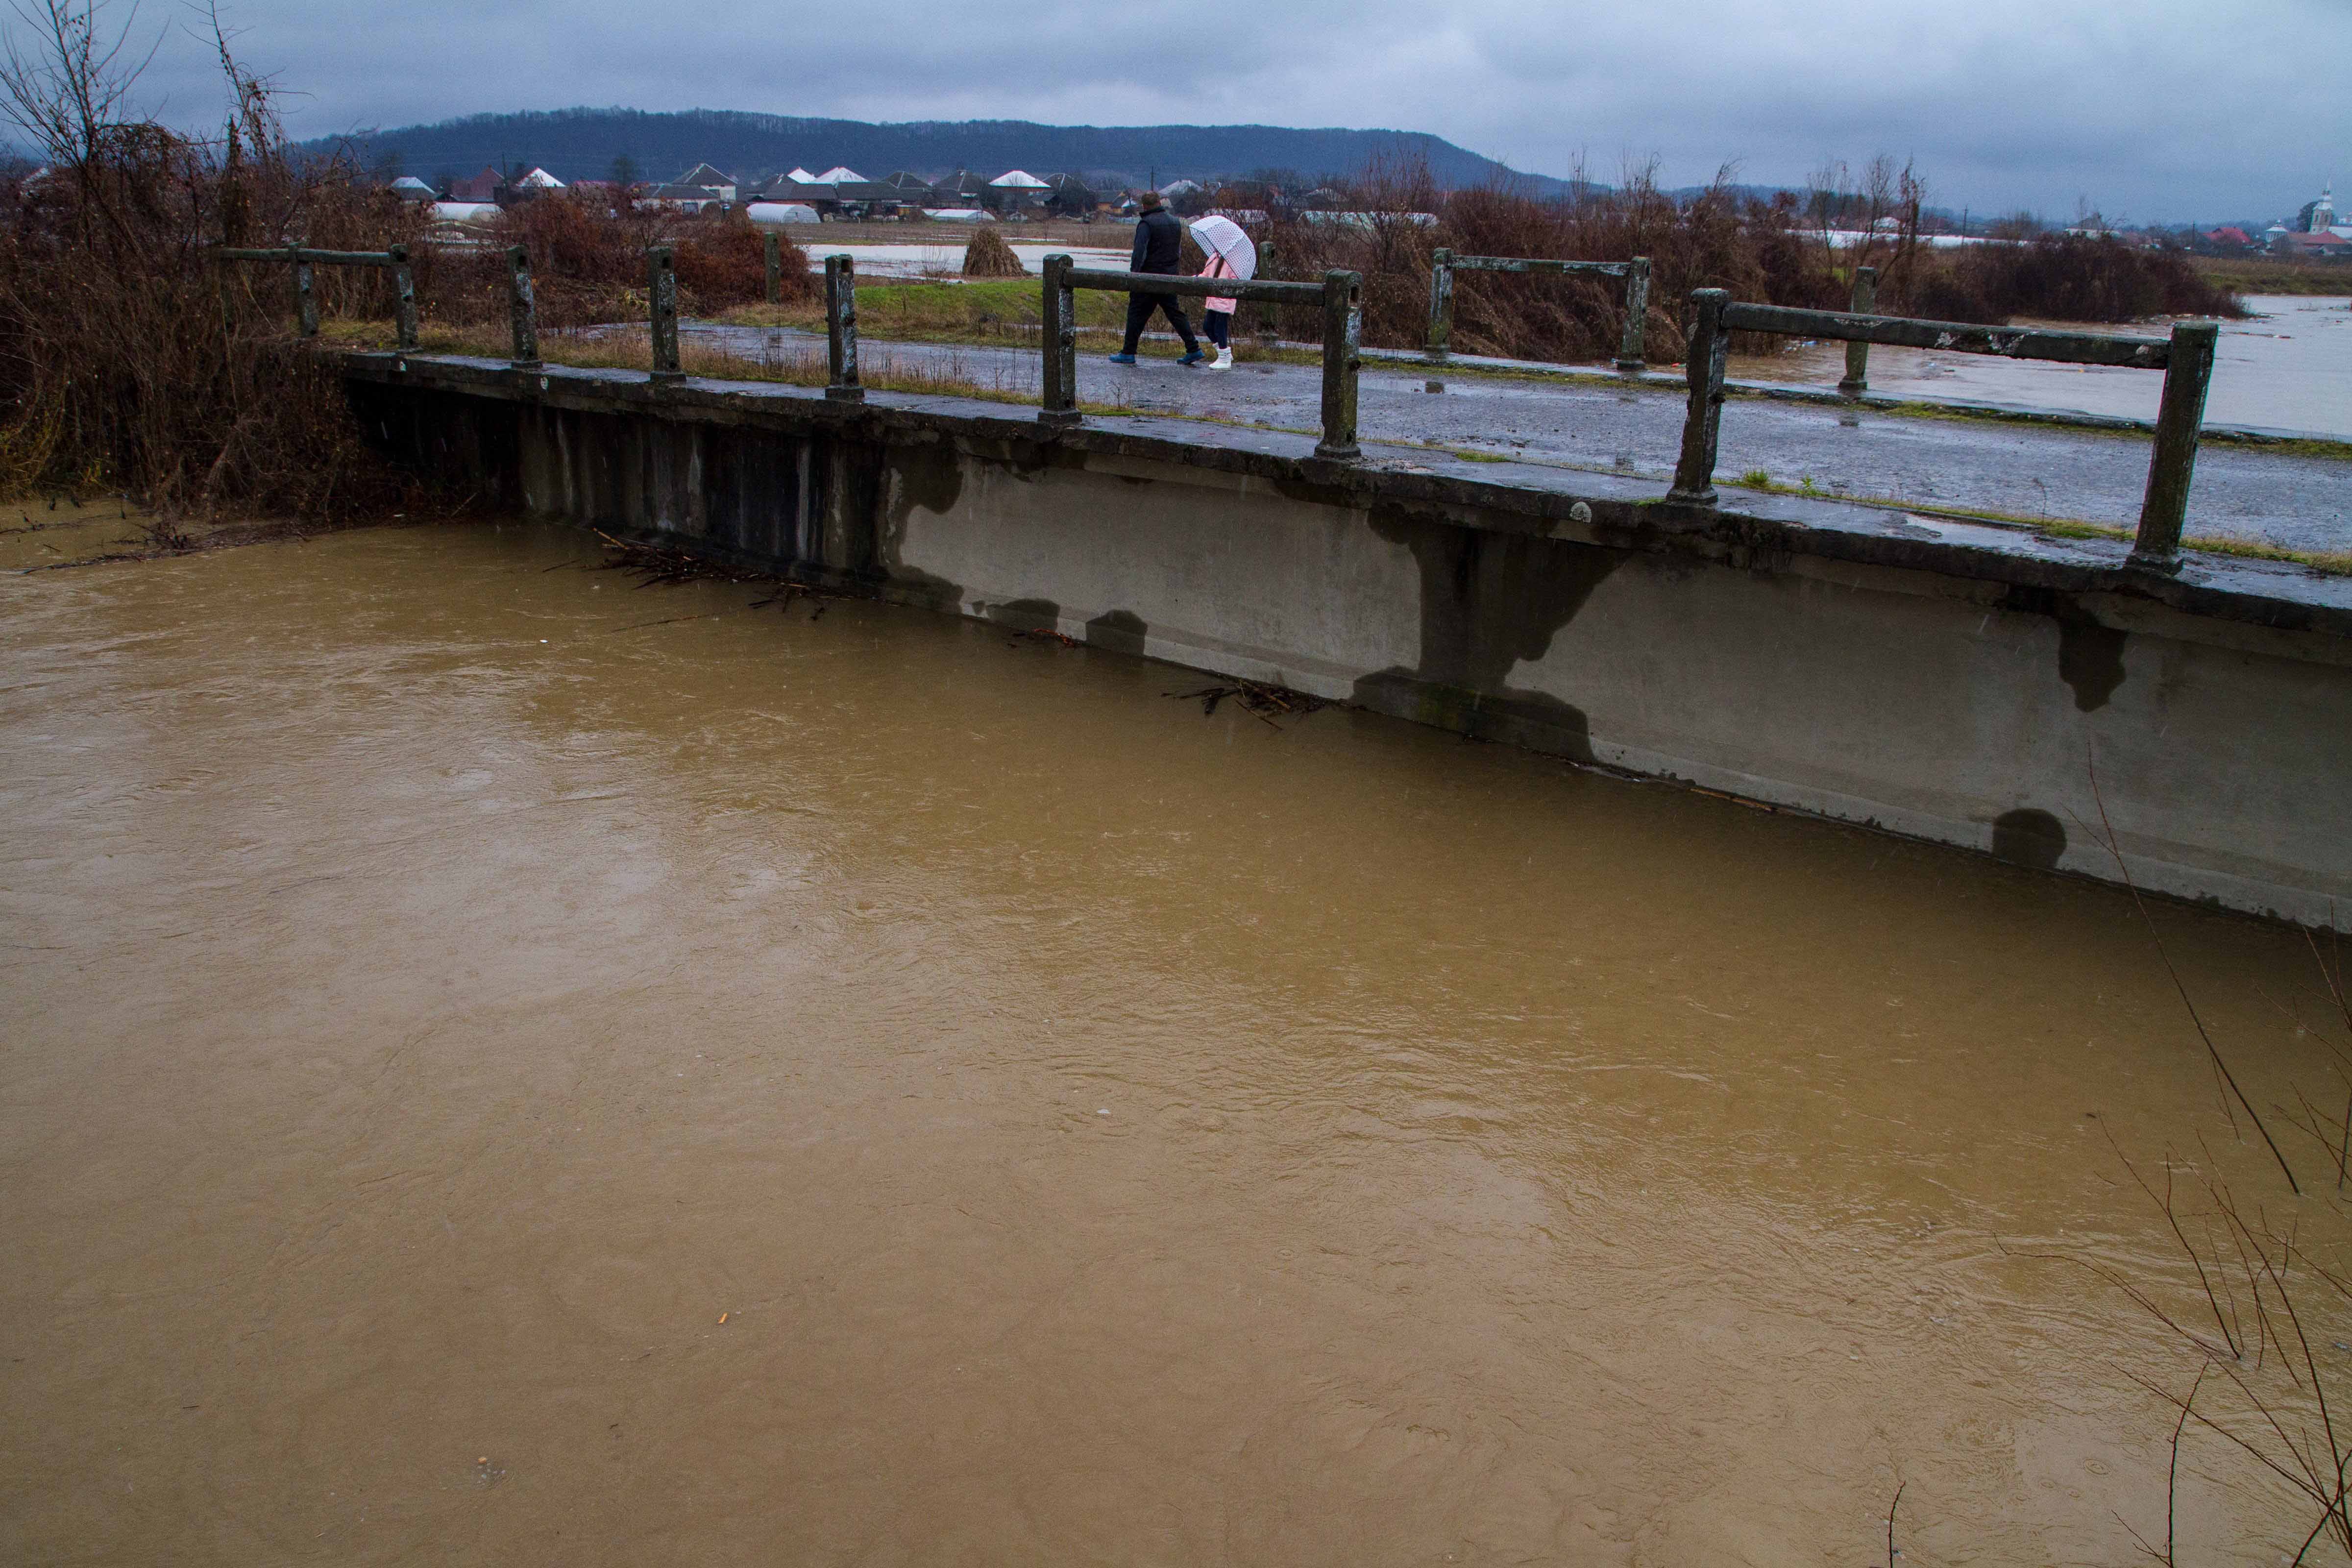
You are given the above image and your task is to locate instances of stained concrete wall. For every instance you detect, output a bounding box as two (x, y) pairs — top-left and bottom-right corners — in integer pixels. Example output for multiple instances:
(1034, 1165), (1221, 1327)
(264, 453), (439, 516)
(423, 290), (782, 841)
(344, 358), (2352, 928)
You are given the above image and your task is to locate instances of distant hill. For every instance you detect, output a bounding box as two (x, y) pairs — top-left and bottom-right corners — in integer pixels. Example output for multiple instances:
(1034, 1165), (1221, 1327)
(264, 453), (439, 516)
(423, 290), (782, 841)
(312, 107), (1574, 197)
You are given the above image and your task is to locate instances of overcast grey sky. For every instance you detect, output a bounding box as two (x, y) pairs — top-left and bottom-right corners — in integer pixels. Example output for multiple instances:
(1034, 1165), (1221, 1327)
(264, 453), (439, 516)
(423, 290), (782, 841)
(99, 0), (2352, 222)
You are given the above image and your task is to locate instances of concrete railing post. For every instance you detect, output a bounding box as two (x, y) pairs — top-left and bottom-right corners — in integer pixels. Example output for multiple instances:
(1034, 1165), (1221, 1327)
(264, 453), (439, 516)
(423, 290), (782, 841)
(1426, 247), (1454, 361)
(1615, 256), (1651, 370)
(763, 231), (782, 305)
(507, 245), (539, 367)
(647, 245), (681, 383)
(1314, 269), (1362, 462)
(1038, 252), (1080, 427)
(1668, 288), (1730, 505)
(294, 256), (318, 338)
(1838, 266), (1878, 394)
(824, 253), (862, 401)
(2129, 319), (2218, 572)
(389, 243), (417, 351)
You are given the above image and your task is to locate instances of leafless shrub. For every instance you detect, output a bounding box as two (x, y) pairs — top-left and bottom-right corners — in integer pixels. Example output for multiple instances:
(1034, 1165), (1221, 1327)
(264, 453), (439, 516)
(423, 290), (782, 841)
(0, 0), (430, 540)
(2041, 780), (2352, 1561)
(1247, 151), (2235, 367)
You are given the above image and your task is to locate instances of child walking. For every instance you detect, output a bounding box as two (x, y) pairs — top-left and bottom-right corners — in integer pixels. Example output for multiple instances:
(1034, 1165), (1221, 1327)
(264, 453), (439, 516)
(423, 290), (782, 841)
(1187, 216), (1257, 371)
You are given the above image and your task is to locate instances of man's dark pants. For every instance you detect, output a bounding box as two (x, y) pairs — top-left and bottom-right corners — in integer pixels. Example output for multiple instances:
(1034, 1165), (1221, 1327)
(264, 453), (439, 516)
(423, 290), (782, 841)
(1122, 292), (1199, 355)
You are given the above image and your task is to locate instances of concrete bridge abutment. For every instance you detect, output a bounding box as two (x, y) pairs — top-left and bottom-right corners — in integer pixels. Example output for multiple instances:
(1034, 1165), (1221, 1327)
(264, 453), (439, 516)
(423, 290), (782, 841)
(344, 355), (2352, 929)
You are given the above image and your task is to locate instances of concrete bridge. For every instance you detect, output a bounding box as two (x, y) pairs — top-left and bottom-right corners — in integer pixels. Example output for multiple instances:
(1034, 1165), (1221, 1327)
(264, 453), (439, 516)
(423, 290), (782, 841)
(341, 348), (2352, 929)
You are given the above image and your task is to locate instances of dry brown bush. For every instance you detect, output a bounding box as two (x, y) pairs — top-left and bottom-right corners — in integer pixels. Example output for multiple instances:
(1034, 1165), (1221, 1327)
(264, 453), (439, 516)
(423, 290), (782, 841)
(0, 3), (430, 539)
(1250, 155), (2237, 366)
(414, 200), (810, 332)
(1911, 234), (2244, 324)
(676, 211), (805, 313)
(1256, 158), (1846, 362)
(0, 4), (817, 544)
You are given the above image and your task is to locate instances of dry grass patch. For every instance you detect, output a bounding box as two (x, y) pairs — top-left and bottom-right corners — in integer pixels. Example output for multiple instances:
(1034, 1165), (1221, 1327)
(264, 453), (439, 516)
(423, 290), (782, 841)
(326, 318), (1143, 416)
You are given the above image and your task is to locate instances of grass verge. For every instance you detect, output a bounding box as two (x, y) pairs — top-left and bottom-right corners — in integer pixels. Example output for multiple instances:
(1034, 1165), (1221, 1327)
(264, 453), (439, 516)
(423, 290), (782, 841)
(712, 282), (1311, 366)
(1723, 470), (2352, 574)
(2191, 258), (2352, 297)
(322, 318), (1139, 415)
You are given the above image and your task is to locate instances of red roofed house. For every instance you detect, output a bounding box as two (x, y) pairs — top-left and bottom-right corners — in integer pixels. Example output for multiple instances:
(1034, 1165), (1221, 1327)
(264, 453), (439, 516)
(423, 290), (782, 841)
(447, 166), (505, 203)
(2274, 229), (2352, 258)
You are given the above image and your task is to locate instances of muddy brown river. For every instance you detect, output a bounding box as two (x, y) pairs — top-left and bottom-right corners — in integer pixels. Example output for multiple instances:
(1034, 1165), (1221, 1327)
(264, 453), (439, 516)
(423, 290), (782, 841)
(5, 514), (2350, 1564)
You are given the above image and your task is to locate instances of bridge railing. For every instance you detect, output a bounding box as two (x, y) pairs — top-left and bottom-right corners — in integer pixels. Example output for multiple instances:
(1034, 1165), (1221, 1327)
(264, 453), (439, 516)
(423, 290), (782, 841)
(1039, 256), (1364, 461)
(1426, 249), (1653, 371)
(1668, 290), (2220, 572)
(212, 245), (417, 349)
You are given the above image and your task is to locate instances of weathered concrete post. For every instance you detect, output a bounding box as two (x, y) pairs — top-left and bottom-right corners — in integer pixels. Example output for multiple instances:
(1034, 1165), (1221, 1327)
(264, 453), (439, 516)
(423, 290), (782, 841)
(1426, 247), (1454, 361)
(1038, 252), (1080, 427)
(1668, 289), (1730, 505)
(1615, 256), (1651, 370)
(763, 231), (782, 305)
(1314, 270), (1362, 462)
(824, 253), (862, 401)
(2129, 319), (2219, 571)
(647, 245), (682, 383)
(389, 244), (417, 352)
(1838, 266), (1877, 394)
(294, 251), (318, 339)
(507, 245), (539, 367)
(1257, 242), (1279, 340)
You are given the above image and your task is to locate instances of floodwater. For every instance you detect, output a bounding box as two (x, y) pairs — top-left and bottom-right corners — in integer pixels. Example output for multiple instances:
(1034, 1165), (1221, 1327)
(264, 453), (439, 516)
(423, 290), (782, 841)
(1777, 294), (2352, 439)
(6, 516), (2352, 1565)
(792, 241), (1130, 279)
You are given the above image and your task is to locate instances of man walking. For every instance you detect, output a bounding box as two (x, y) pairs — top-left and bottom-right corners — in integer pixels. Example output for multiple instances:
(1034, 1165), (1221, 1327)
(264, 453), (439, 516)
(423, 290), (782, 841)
(1108, 190), (1204, 366)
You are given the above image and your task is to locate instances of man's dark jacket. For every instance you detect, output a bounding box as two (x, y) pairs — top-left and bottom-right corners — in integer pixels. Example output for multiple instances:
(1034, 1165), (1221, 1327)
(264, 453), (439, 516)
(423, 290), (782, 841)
(1129, 208), (1183, 275)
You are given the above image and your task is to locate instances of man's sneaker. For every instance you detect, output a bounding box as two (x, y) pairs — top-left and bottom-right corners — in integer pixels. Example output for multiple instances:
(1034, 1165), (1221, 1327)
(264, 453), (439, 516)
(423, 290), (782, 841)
(1210, 347), (1233, 369)
(1178, 350), (1206, 366)
(1106, 353), (1137, 365)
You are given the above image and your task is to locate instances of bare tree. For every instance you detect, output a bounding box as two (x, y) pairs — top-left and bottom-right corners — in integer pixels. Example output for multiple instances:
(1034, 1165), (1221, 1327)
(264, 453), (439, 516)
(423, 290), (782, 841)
(1806, 155), (1926, 300)
(0, 0), (159, 165)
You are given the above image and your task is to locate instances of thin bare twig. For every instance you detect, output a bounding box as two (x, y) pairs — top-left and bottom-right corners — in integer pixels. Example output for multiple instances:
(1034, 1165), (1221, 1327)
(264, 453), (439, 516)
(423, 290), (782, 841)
(2083, 748), (2299, 1193)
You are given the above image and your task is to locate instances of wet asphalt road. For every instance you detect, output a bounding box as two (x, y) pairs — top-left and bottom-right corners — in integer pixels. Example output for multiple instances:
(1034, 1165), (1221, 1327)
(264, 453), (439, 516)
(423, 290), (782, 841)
(685, 324), (2349, 551)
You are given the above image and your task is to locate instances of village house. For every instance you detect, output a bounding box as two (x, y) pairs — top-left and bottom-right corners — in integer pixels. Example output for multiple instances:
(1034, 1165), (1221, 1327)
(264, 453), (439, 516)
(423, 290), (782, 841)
(669, 163), (737, 203)
(1043, 172), (1098, 219)
(880, 171), (940, 208)
(2267, 183), (2352, 256)
(985, 169), (1049, 216)
(459, 155), (1137, 224)
(930, 169), (992, 209)
(441, 165), (564, 206)
(445, 165), (505, 203)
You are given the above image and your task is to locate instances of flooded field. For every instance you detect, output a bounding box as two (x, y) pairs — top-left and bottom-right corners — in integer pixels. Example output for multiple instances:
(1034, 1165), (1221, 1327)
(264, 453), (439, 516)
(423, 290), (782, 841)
(786, 240), (1130, 278)
(6, 517), (2352, 1564)
(1776, 294), (2352, 438)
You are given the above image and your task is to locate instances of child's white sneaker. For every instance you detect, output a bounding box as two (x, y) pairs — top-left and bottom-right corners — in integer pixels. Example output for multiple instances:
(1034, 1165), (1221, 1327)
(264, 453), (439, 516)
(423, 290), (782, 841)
(1211, 346), (1233, 369)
